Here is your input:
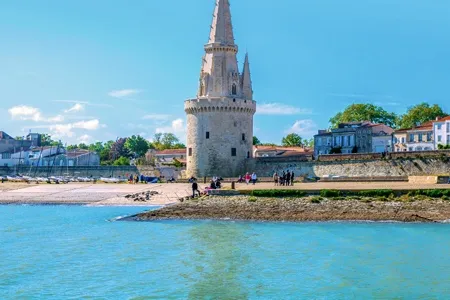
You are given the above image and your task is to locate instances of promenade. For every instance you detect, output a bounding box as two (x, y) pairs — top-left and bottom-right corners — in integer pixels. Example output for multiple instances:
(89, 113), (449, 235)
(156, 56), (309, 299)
(0, 181), (449, 206)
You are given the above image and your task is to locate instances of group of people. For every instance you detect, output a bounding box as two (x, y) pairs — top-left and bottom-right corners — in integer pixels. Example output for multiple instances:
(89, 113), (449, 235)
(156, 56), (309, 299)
(237, 172), (258, 185)
(273, 170), (295, 186)
(191, 176), (223, 198)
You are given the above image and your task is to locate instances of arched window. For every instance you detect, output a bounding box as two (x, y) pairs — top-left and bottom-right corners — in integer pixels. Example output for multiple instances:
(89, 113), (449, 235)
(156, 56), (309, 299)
(232, 84), (237, 95)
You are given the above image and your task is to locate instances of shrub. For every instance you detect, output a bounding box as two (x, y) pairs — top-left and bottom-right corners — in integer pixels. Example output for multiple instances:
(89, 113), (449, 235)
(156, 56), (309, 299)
(310, 198), (321, 204)
(320, 190), (341, 198)
(358, 190), (394, 198)
(248, 196), (257, 202)
(251, 190), (306, 198)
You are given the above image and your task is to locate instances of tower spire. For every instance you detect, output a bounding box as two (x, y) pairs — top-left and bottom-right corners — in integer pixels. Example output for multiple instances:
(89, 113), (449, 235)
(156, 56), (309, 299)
(241, 53), (253, 100)
(208, 0), (235, 46)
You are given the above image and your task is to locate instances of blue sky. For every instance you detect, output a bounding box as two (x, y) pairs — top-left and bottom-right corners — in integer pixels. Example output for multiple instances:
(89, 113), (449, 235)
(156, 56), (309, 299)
(1, 0), (450, 145)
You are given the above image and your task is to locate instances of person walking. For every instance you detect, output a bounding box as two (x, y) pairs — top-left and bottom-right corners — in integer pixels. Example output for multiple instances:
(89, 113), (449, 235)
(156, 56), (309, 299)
(291, 171), (295, 186)
(286, 171), (291, 186)
(273, 172), (279, 186)
(251, 172), (257, 185)
(192, 180), (200, 198)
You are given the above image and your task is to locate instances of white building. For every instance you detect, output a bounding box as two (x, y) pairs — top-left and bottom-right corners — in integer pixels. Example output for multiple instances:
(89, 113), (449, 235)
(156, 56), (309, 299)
(433, 116), (450, 148)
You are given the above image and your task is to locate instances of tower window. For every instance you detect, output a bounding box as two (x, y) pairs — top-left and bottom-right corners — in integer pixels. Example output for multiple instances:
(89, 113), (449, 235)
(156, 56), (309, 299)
(242, 133), (245, 141)
(206, 132), (210, 139)
(231, 148), (237, 157)
(247, 151), (250, 158)
(188, 148), (192, 156)
(232, 84), (237, 95)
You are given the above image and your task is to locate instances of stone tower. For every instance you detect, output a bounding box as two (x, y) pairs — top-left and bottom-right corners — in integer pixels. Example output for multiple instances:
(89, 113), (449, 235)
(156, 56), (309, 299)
(185, 0), (256, 178)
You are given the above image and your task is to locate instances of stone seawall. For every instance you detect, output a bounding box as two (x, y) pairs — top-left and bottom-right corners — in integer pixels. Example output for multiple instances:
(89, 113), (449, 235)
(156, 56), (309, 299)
(0, 166), (139, 178)
(246, 158), (450, 178)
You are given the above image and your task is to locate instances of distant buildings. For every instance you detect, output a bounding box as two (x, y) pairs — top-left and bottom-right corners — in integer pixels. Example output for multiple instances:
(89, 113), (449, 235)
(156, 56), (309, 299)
(0, 131), (99, 167)
(433, 116), (450, 148)
(315, 117), (450, 156)
(314, 122), (394, 156)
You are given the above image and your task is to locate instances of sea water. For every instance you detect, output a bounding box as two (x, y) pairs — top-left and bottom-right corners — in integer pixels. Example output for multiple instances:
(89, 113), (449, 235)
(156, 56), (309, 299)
(1, 205), (450, 299)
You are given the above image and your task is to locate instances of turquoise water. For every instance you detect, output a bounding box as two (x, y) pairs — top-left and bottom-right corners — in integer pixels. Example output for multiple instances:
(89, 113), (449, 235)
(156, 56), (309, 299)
(1, 206), (450, 299)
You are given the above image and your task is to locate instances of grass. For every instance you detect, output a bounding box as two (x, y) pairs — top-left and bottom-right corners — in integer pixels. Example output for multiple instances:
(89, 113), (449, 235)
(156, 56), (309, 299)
(251, 190), (306, 198)
(243, 188), (450, 201)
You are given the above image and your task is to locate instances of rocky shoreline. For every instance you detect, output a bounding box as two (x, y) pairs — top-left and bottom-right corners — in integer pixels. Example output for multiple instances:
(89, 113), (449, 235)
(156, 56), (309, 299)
(131, 196), (450, 223)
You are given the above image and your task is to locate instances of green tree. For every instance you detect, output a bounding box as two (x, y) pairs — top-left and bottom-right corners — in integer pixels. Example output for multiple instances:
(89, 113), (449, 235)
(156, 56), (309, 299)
(88, 142), (104, 154)
(397, 103), (448, 129)
(152, 133), (183, 150)
(438, 144), (450, 150)
(66, 145), (78, 151)
(41, 134), (59, 146)
(125, 135), (150, 157)
(78, 143), (89, 150)
(282, 133), (303, 147)
(304, 138), (314, 148)
(113, 156), (130, 166)
(329, 103), (397, 128)
(253, 136), (261, 145)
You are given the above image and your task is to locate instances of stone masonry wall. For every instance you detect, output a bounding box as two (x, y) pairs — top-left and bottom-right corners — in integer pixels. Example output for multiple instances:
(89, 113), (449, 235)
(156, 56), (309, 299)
(246, 157), (450, 178)
(185, 98), (256, 178)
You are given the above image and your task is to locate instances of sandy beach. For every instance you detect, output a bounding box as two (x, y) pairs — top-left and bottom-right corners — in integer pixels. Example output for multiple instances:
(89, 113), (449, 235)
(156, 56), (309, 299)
(0, 182), (193, 206)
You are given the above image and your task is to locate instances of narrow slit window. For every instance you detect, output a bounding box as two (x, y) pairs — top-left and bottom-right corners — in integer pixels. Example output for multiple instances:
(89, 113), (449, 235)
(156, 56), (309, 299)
(231, 148), (237, 157)
(206, 132), (210, 139)
(242, 133), (245, 141)
(188, 148), (192, 156)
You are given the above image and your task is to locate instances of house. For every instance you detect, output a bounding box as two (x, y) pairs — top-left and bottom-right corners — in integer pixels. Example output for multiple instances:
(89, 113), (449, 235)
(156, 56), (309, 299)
(314, 122), (394, 156)
(433, 116), (450, 148)
(392, 129), (408, 152)
(253, 146), (311, 158)
(313, 131), (333, 156)
(400, 121), (434, 151)
(0, 131), (33, 155)
(146, 149), (187, 167)
(370, 124), (394, 153)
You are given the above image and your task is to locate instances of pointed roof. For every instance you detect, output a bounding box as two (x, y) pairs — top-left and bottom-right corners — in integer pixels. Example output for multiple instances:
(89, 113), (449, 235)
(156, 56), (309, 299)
(242, 53), (252, 84)
(208, 0), (235, 46)
(241, 52), (253, 99)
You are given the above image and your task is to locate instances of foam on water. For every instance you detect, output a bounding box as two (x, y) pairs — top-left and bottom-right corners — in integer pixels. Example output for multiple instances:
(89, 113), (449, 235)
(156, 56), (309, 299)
(1, 205), (450, 299)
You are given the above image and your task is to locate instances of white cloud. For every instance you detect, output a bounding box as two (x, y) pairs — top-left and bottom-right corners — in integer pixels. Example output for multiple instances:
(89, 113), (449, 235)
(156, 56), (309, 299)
(64, 103), (84, 113)
(257, 103), (312, 115)
(142, 114), (171, 121)
(78, 134), (92, 144)
(8, 105), (64, 123)
(156, 118), (186, 137)
(108, 89), (141, 98)
(32, 119), (101, 139)
(53, 100), (114, 108)
(286, 119), (318, 138)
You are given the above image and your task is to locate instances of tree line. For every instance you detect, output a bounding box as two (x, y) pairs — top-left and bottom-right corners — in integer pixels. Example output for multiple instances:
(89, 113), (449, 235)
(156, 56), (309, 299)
(41, 133), (185, 166)
(329, 102), (448, 129)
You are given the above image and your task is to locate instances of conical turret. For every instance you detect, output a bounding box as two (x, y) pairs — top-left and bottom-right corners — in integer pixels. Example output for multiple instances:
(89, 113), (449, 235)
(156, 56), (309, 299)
(208, 0), (235, 46)
(241, 53), (253, 100)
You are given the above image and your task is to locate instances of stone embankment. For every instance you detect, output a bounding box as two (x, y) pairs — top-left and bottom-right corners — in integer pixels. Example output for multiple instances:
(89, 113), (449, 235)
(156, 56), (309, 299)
(133, 196), (450, 223)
